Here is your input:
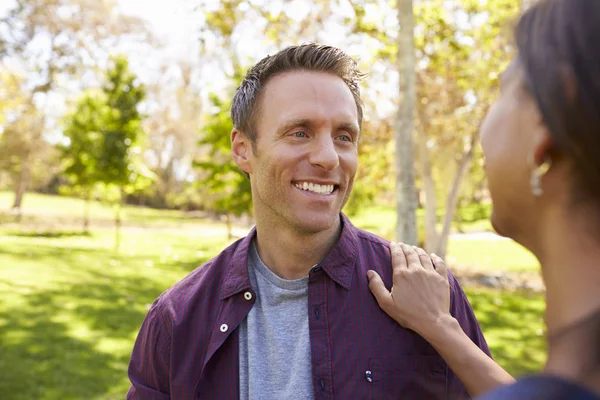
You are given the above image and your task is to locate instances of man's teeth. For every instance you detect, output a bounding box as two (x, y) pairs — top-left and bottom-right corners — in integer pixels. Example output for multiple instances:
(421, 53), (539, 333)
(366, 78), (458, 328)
(294, 182), (335, 195)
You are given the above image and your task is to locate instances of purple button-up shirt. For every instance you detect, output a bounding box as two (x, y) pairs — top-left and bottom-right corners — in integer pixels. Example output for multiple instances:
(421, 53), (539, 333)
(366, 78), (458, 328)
(128, 214), (491, 399)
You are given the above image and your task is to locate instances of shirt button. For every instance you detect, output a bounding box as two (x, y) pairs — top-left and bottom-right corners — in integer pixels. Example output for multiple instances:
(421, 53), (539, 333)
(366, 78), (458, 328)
(318, 378), (326, 391)
(244, 291), (253, 300)
(220, 324), (228, 333)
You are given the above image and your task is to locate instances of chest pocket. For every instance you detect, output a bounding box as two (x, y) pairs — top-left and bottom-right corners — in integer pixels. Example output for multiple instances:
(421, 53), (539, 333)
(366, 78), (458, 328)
(368, 355), (447, 399)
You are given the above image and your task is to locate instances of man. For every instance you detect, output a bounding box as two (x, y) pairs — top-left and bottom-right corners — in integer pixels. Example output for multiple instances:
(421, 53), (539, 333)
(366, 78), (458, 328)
(127, 43), (491, 400)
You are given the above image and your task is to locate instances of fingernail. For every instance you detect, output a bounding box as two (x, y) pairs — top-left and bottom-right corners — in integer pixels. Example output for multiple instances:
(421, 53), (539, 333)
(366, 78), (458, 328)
(367, 270), (374, 280)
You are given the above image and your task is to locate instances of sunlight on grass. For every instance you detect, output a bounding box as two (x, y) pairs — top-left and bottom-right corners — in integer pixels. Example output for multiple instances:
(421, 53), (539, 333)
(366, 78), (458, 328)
(351, 204), (538, 272)
(0, 191), (218, 227)
(448, 240), (540, 272)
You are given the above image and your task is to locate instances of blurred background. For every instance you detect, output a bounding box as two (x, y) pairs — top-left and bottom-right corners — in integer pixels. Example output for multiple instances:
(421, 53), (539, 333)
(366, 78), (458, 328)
(0, 0), (545, 399)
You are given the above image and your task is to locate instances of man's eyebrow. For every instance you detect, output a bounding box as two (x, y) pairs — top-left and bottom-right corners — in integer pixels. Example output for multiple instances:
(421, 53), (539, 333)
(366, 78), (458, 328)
(277, 118), (360, 137)
(338, 122), (360, 137)
(277, 118), (311, 133)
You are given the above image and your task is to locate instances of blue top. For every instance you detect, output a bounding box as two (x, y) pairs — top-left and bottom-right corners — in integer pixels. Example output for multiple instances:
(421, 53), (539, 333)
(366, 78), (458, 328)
(479, 376), (600, 400)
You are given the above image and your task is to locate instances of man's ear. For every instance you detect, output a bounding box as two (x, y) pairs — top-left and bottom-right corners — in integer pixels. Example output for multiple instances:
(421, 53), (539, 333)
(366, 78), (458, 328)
(231, 129), (253, 175)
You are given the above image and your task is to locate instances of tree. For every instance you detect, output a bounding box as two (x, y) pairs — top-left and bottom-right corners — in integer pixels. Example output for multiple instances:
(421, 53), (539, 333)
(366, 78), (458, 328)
(61, 90), (106, 231)
(0, 68), (52, 213)
(143, 60), (204, 208)
(99, 55), (149, 250)
(412, 0), (517, 257)
(345, 0), (518, 256)
(0, 0), (145, 93)
(195, 92), (252, 239)
(0, 99), (47, 213)
(61, 55), (151, 248)
(395, 0), (418, 245)
(0, 0), (147, 210)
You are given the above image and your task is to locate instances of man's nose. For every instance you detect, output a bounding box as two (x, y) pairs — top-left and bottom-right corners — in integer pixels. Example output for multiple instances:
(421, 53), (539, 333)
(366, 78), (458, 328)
(308, 134), (340, 171)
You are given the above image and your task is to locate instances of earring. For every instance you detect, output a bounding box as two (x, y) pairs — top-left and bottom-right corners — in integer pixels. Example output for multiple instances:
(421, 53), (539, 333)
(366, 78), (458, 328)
(530, 156), (552, 197)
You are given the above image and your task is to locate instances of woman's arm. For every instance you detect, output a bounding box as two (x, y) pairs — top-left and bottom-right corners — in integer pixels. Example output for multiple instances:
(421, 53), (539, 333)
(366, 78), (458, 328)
(367, 242), (516, 397)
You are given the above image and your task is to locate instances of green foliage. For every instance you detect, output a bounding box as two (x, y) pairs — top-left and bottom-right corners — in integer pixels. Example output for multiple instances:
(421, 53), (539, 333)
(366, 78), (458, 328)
(345, 120), (396, 216)
(61, 55), (153, 201)
(61, 90), (106, 193)
(100, 55), (148, 189)
(195, 93), (252, 217)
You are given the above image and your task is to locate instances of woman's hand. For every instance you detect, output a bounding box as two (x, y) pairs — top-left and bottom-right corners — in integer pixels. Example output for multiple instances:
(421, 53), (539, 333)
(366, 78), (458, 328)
(367, 242), (451, 337)
(368, 242), (515, 397)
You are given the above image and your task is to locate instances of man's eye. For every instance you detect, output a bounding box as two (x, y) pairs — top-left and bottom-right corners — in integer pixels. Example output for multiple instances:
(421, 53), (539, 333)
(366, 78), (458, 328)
(293, 131), (307, 138)
(339, 135), (352, 142)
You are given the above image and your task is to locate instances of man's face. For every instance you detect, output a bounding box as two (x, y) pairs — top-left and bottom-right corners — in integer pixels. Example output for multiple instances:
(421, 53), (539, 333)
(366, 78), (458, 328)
(239, 70), (360, 235)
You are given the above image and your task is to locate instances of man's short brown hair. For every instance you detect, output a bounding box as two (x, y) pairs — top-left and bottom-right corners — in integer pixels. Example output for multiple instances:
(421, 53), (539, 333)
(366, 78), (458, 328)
(231, 43), (366, 144)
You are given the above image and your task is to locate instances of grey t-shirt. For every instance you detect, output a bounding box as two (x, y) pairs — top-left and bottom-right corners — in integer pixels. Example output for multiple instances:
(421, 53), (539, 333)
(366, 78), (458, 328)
(238, 241), (314, 400)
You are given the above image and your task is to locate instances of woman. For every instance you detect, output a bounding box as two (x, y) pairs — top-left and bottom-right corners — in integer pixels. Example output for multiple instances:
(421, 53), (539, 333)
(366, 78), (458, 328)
(368, 0), (600, 398)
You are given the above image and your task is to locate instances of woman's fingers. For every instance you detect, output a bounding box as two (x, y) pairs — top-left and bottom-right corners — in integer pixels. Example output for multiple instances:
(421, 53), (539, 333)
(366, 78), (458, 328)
(415, 246), (435, 271)
(401, 243), (421, 269)
(431, 253), (449, 280)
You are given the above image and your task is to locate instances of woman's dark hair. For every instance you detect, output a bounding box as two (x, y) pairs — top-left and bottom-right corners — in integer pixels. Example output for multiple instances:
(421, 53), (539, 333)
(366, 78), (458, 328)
(516, 0), (600, 382)
(516, 0), (600, 205)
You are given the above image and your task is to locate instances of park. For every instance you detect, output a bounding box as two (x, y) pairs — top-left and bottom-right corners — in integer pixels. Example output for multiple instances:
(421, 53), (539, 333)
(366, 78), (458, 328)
(0, 192), (546, 399)
(0, 0), (550, 399)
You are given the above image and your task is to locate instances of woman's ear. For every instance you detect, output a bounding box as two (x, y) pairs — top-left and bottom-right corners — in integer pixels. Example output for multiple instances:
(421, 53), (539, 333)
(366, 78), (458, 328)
(531, 129), (554, 166)
(231, 129), (253, 175)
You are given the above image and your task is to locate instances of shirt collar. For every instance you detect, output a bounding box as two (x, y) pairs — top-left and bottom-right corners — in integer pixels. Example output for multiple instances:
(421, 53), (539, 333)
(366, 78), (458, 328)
(220, 227), (256, 300)
(220, 213), (359, 299)
(317, 213), (359, 290)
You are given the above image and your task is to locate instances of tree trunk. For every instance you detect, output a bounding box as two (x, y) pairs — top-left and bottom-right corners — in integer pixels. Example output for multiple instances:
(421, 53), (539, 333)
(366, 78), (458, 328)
(84, 194), (90, 233)
(395, 0), (418, 245)
(436, 129), (480, 259)
(418, 130), (439, 253)
(12, 159), (30, 210)
(455, 197), (465, 234)
(115, 191), (122, 253)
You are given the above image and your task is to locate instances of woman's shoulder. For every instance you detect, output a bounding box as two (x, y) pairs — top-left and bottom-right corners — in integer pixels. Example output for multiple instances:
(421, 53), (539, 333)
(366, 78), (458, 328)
(478, 375), (600, 400)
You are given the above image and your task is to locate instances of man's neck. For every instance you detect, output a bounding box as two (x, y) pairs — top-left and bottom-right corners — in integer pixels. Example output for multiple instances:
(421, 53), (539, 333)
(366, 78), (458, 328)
(253, 216), (342, 280)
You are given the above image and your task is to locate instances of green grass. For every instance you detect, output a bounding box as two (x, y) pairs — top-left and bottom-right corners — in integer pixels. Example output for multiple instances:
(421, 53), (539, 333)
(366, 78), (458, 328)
(2, 191), (532, 273)
(0, 191), (205, 227)
(350, 203), (536, 273)
(464, 288), (547, 376)
(447, 239), (540, 272)
(349, 203), (493, 237)
(0, 227), (233, 400)
(0, 192), (547, 398)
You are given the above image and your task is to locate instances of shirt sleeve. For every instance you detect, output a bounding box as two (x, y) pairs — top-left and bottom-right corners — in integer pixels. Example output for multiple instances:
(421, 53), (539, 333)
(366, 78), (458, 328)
(127, 299), (172, 400)
(445, 271), (493, 399)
